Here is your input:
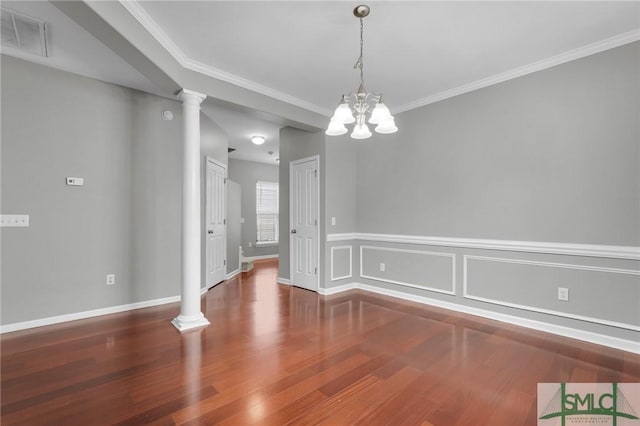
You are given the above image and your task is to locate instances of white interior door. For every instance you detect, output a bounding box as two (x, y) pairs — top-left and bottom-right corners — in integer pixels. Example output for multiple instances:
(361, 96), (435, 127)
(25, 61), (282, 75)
(206, 157), (226, 287)
(290, 156), (319, 292)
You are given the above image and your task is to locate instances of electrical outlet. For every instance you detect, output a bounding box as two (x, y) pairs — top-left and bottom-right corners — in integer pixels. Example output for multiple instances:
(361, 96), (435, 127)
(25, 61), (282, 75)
(106, 274), (115, 285)
(558, 287), (569, 301)
(248, 242), (252, 247)
(379, 263), (385, 272)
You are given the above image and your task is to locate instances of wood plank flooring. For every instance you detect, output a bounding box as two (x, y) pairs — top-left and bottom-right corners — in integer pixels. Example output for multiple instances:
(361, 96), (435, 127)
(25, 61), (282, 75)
(2, 259), (639, 425)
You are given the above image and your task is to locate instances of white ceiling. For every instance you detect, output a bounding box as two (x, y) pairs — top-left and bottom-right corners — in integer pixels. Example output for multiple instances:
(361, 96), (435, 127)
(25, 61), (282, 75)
(136, 1), (639, 114)
(203, 101), (282, 164)
(2, 1), (639, 165)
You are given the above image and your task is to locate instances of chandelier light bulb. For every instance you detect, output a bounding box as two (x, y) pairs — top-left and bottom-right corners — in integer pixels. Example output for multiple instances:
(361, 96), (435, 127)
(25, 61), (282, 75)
(351, 122), (372, 139)
(325, 119), (348, 136)
(332, 101), (356, 124)
(374, 117), (398, 134)
(369, 101), (392, 125)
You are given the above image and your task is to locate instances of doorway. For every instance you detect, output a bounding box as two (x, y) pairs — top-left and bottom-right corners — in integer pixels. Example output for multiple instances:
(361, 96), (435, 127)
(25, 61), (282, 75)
(289, 155), (319, 292)
(205, 157), (227, 287)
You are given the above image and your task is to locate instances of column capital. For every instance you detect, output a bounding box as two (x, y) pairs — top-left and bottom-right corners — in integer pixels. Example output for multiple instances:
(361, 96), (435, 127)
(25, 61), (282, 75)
(178, 89), (207, 105)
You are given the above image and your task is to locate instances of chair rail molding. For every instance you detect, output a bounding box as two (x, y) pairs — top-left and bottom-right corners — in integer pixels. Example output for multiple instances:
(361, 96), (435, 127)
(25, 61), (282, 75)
(326, 232), (640, 260)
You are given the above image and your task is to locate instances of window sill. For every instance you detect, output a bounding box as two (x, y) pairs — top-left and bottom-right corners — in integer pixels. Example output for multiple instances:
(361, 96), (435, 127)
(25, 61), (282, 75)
(255, 242), (279, 247)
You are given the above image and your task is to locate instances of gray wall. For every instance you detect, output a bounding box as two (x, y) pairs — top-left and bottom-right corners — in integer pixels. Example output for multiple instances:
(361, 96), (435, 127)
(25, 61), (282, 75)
(324, 42), (640, 344)
(324, 134), (358, 287)
(1, 56), (228, 325)
(226, 180), (242, 274)
(356, 42), (639, 246)
(278, 127), (326, 281)
(227, 159), (279, 258)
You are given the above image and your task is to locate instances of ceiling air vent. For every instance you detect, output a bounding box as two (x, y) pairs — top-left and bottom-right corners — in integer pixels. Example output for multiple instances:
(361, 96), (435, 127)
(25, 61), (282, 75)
(1, 8), (48, 57)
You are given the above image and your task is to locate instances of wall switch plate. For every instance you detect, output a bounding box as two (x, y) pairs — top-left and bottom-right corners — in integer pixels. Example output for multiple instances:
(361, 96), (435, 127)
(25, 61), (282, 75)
(106, 274), (115, 285)
(240, 218), (245, 224)
(331, 217), (336, 226)
(66, 177), (84, 186)
(1, 214), (29, 227)
(558, 287), (569, 301)
(379, 263), (385, 272)
(248, 242), (252, 247)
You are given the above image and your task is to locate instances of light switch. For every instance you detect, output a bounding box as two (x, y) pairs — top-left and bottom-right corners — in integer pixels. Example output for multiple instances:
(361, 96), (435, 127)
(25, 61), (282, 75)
(66, 177), (84, 186)
(331, 217), (336, 226)
(1, 215), (29, 227)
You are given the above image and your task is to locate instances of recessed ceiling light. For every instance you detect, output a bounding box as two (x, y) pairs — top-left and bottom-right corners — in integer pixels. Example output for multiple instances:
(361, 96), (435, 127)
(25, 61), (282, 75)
(251, 136), (265, 145)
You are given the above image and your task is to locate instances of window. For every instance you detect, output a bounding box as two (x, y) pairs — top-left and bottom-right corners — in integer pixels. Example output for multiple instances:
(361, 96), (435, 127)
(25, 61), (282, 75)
(256, 181), (279, 245)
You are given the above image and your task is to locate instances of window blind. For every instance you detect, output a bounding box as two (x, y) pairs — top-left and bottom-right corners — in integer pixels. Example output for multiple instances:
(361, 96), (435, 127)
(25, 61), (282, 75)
(256, 181), (279, 244)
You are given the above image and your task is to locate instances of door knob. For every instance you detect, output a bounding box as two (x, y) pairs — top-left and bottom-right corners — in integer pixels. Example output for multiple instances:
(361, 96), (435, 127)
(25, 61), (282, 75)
(291, 229), (297, 234)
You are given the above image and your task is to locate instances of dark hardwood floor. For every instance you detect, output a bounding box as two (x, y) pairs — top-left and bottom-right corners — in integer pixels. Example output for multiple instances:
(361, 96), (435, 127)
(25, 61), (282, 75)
(2, 259), (639, 425)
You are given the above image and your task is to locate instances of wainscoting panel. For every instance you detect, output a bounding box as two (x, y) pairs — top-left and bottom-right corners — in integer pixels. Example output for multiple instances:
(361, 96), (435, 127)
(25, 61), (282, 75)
(464, 255), (640, 331)
(330, 246), (353, 281)
(360, 245), (456, 295)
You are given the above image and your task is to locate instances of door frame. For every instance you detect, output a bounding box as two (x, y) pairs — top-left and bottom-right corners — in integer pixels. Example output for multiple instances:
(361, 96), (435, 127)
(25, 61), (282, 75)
(205, 156), (227, 289)
(289, 155), (320, 292)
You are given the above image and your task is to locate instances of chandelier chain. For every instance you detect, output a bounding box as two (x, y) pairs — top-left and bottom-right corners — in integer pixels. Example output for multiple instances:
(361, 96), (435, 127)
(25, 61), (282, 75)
(353, 17), (364, 86)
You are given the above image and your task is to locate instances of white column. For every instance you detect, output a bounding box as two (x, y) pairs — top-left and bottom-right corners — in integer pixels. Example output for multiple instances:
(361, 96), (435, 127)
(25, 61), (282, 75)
(172, 89), (210, 332)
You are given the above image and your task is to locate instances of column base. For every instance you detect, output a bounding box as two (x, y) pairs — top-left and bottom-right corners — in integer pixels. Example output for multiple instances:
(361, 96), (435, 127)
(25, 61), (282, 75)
(171, 313), (210, 332)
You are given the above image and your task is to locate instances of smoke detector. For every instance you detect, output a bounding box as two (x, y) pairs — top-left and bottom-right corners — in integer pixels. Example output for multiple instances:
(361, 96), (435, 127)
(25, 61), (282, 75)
(1, 8), (48, 57)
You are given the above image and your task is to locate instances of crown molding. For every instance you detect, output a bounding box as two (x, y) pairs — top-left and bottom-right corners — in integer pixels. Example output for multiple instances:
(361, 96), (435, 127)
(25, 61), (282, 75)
(119, 1), (639, 117)
(118, 0), (331, 116)
(394, 28), (640, 114)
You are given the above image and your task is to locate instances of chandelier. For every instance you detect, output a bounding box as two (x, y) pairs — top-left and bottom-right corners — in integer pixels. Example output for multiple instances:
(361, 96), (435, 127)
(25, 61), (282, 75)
(326, 5), (397, 139)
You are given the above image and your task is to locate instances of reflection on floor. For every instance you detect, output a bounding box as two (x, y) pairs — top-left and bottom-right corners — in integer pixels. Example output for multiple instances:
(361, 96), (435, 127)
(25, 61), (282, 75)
(2, 259), (639, 425)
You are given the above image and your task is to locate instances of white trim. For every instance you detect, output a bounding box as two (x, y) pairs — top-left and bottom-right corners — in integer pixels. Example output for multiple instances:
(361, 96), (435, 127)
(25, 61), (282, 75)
(360, 245), (456, 296)
(1, 295), (181, 334)
(394, 29), (640, 113)
(463, 255), (640, 332)
(255, 242), (279, 247)
(246, 254), (279, 261)
(325, 232), (640, 261)
(319, 283), (358, 296)
(322, 282), (640, 354)
(118, 1), (331, 117)
(330, 245), (353, 281)
(225, 269), (241, 281)
(277, 277), (291, 285)
(326, 233), (358, 242)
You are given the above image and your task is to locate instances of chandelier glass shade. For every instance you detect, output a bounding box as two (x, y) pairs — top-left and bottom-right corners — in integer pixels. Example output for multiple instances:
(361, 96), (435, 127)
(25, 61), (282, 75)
(326, 5), (397, 139)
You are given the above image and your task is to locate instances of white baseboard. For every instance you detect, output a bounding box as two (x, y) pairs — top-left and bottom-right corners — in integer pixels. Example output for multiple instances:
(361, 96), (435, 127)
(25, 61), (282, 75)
(226, 269), (241, 280)
(277, 277), (290, 285)
(319, 283), (357, 295)
(0, 295), (181, 334)
(321, 282), (640, 354)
